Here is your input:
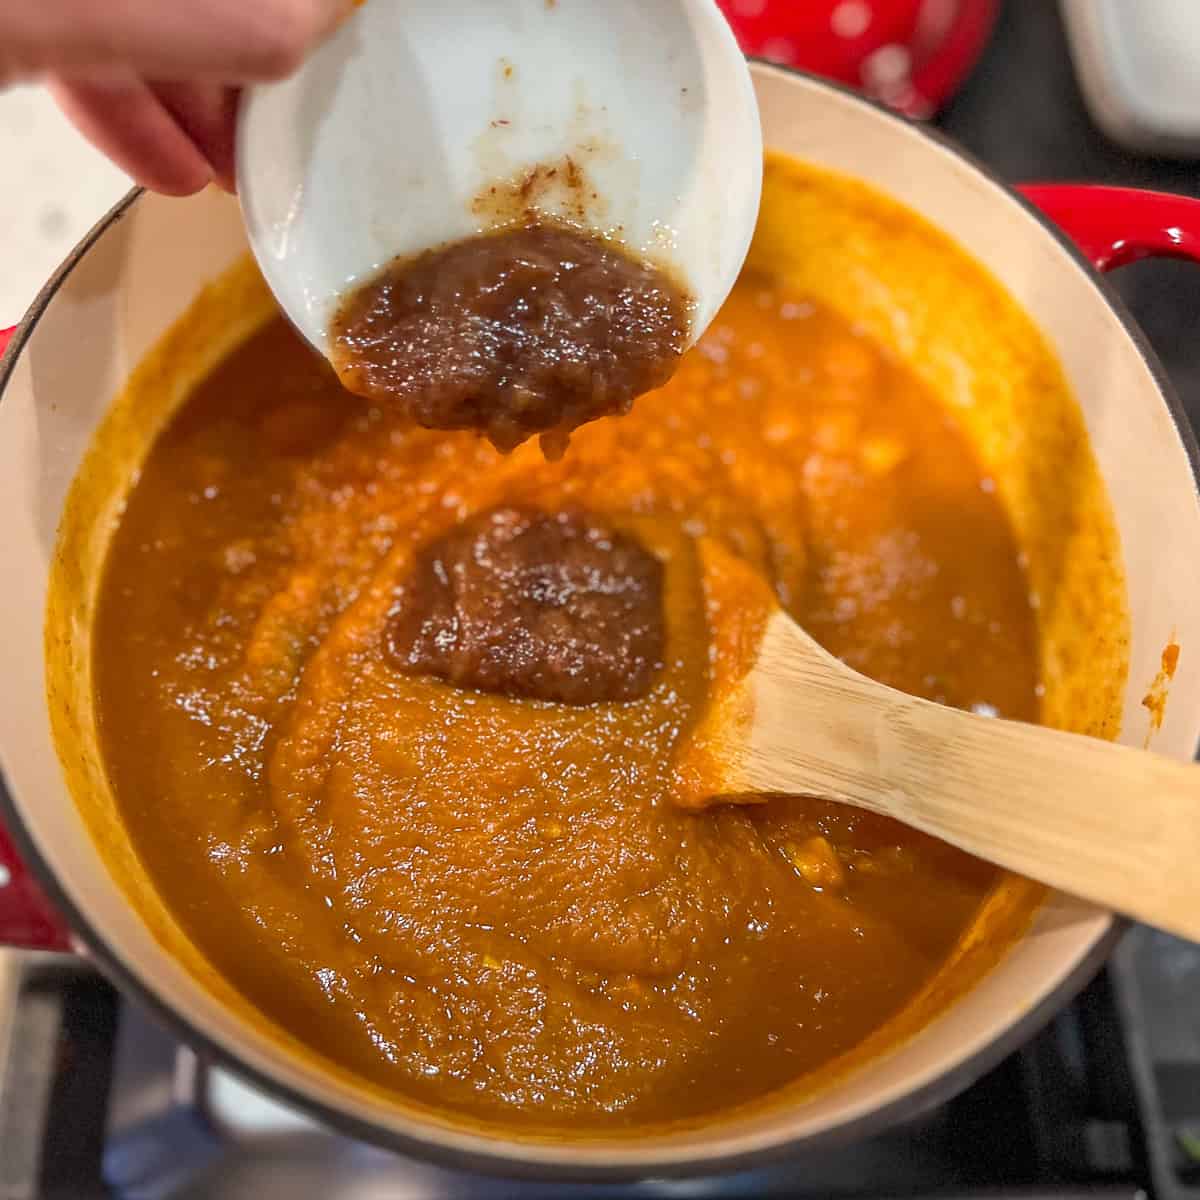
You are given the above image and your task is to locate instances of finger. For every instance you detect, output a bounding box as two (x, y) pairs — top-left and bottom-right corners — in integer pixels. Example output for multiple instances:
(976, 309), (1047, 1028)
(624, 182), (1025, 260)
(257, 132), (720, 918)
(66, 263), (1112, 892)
(2, 0), (351, 85)
(48, 74), (214, 197)
(150, 82), (240, 193)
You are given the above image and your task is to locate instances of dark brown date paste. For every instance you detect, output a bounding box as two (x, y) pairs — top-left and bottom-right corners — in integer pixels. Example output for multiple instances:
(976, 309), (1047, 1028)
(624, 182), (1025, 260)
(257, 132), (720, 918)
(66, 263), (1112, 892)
(329, 222), (691, 458)
(385, 506), (665, 704)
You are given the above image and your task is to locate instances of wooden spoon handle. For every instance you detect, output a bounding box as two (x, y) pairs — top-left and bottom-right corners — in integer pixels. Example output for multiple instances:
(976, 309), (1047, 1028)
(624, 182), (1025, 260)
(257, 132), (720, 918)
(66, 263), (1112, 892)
(742, 655), (1200, 938)
(733, 615), (1200, 939)
(872, 699), (1200, 939)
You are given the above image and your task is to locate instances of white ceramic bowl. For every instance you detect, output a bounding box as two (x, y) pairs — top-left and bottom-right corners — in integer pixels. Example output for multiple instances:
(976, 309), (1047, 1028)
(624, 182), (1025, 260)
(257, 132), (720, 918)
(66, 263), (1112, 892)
(237, 0), (763, 355)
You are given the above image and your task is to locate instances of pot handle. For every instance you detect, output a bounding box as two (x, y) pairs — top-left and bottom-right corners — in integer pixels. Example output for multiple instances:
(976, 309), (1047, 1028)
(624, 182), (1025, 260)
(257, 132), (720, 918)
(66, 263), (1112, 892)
(0, 829), (71, 951)
(0, 325), (72, 950)
(3, 318), (72, 949)
(1018, 184), (1200, 272)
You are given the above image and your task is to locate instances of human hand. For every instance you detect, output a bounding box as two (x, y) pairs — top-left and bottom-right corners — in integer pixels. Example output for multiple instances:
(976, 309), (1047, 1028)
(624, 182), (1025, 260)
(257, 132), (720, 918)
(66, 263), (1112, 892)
(1, 0), (350, 195)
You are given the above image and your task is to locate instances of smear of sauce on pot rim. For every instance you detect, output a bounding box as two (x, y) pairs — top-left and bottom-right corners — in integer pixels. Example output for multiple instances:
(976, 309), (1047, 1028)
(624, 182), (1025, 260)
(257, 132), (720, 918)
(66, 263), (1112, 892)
(1142, 638), (1181, 744)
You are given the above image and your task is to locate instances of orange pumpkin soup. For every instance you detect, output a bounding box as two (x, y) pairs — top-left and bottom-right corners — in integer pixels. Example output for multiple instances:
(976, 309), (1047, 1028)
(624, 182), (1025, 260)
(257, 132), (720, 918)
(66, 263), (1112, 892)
(91, 160), (1047, 1132)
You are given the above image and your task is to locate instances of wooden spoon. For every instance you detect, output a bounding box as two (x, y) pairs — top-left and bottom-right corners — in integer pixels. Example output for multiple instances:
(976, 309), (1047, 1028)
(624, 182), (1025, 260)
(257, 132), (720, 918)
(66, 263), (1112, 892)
(696, 546), (1200, 942)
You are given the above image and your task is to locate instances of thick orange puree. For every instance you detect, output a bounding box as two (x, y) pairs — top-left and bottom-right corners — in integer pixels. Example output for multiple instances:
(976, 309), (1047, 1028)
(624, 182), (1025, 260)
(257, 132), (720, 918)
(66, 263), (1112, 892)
(93, 260), (1040, 1129)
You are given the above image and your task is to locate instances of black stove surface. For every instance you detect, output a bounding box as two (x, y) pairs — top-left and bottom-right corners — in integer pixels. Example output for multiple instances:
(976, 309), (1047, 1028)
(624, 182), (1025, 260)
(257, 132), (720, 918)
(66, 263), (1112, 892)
(4, 3), (1200, 1198)
(10, 934), (1199, 1200)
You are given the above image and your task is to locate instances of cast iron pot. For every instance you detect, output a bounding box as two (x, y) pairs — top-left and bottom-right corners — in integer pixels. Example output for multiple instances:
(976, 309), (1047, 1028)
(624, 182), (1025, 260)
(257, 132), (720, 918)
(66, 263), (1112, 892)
(1, 63), (1199, 1178)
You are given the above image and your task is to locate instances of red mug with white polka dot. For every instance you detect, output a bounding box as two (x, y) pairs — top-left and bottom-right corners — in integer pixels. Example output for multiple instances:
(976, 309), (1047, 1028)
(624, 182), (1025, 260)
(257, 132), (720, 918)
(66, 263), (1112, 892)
(718, 0), (998, 118)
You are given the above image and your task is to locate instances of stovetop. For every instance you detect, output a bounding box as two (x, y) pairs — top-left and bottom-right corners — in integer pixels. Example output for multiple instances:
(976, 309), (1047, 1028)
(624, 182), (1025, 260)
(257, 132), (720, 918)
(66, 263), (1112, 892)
(3, 4), (1200, 1198)
(5, 928), (1200, 1199)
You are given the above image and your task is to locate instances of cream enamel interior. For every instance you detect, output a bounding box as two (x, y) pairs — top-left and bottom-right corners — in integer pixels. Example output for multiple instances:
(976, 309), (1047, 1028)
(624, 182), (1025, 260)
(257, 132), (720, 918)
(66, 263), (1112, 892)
(1, 67), (1198, 1173)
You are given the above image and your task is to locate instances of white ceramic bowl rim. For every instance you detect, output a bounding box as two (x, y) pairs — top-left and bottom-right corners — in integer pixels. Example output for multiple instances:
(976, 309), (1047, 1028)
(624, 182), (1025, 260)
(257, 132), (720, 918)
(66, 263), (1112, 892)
(1, 63), (1197, 1181)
